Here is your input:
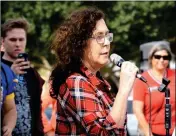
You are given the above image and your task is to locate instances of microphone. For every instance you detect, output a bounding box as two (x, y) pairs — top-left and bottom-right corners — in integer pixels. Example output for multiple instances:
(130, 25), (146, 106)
(110, 53), (147, 83)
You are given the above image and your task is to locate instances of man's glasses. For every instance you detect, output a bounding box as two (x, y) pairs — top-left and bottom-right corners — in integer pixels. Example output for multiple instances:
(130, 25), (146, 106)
(91, 33), (113, 44)
(153, 55), (171, 60)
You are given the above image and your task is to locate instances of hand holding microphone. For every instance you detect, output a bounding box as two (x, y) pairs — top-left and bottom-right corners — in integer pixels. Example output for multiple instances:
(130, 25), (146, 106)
(110, 53), (147, 95)
(110, 54), (147, 83)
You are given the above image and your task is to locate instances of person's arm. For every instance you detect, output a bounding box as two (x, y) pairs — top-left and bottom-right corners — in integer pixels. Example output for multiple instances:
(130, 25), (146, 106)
(110, 88), (129, 127)
(110, 61), (138, 127)
(41, 89), (56, 135)
(2, 93), (17, 136)
(133, 100), (153, 136)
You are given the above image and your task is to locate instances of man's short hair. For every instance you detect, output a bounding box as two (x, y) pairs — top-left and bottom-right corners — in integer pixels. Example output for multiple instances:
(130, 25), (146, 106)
(1, 18), (29, 38)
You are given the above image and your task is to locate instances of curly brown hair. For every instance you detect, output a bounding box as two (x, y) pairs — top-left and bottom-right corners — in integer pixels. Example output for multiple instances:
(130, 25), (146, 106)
(50, 7), (105, 98)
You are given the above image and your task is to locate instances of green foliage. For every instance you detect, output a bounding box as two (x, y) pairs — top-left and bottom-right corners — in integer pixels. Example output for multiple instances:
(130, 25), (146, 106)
(108, 1), (176, 62)
(1, 1), (176, 69)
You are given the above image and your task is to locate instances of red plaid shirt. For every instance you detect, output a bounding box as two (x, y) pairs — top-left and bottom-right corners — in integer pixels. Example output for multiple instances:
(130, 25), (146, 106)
(55, 66), (126, 136)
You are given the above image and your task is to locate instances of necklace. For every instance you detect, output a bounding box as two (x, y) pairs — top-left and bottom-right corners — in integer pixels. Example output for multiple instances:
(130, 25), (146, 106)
(149, 69), (167, 84)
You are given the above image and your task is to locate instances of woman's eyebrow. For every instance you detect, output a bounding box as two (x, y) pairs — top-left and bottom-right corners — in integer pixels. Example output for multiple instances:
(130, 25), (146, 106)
(94, 30), (109, 35)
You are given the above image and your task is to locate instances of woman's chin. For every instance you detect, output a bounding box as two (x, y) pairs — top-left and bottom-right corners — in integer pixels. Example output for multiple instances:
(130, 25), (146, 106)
(99, 59), (109, 66)
(157, 67), (167, 71)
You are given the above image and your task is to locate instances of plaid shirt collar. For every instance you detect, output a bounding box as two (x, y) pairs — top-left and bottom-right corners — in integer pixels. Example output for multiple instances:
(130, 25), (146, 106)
(80, 65), (111, 92)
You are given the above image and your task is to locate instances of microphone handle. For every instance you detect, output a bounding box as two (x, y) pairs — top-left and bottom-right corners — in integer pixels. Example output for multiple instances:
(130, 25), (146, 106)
(136, 72), (147, 83)
(113, 58), (147, 83)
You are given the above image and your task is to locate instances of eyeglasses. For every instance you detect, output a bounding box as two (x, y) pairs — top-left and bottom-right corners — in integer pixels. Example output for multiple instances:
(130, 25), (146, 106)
(91, 33), (113, 44)
(153, 55), (171, 60)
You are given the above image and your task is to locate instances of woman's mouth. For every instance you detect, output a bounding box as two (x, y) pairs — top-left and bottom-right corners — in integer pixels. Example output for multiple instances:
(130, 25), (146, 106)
(100, 52), (108, 55)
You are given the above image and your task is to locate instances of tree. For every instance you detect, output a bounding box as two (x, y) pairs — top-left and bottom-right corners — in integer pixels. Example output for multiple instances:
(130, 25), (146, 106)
(1, 1), (175, 69)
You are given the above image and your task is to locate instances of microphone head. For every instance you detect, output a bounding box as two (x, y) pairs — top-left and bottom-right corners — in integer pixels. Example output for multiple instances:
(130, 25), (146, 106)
(110, 54), (124, 64)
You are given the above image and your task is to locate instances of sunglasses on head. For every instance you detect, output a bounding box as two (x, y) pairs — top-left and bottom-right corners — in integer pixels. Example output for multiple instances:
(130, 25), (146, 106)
(153, 55), (170, 60)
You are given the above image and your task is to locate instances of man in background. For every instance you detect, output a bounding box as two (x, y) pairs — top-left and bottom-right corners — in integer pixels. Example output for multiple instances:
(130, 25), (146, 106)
(1, 18), (44, 136)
